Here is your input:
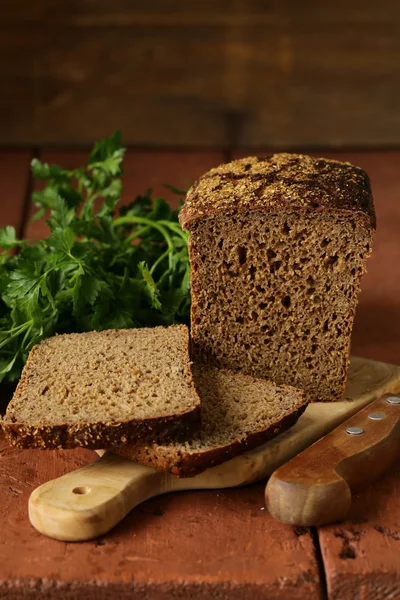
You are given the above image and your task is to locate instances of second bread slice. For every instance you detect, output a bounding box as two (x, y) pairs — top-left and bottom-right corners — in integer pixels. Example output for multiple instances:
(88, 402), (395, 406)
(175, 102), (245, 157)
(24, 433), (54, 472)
(2, 325), (200, 449)
(110, 365), (307, 477)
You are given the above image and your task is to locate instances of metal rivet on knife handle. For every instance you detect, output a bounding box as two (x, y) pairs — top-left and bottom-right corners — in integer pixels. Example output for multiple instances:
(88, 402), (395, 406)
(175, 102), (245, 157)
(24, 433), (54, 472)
(346, 426), (365, 435)
(386, 396), (400, 404)
(368, 413), (385, 421)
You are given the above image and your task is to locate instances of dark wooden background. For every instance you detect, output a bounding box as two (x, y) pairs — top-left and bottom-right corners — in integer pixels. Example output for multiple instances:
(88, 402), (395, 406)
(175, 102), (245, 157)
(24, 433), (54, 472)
(2, 0), (400, 148)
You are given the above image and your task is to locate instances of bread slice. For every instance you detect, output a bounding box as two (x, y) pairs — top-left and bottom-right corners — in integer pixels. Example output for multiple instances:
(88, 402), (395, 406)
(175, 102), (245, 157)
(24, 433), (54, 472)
(179, 153), (375, 402)
(109, 364), (307, 477)
(1, 326), (200, 449)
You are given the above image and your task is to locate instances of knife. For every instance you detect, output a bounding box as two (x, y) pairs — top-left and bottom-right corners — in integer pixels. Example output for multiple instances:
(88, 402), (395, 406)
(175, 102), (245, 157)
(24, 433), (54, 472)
(265, 393), (400, 526)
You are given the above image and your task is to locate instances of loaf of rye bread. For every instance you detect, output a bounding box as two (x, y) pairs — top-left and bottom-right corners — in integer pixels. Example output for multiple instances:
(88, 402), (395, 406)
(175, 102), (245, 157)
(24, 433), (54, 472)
(179, 153), (375, 403)
(110, 364), (307, 477)
(1, 326), (201, 449)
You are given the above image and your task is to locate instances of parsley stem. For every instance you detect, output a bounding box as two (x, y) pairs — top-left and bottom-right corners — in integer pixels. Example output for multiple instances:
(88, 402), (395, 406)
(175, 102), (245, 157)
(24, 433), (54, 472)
(1, 322), (32, 336)
(150, 248), (171, 276)
(21, 321), (33, 348)
(158, 221), (188, 242)
(0, 320), (33, 350)
(113, 216), (175, 271)
(125, 225), (151, 244)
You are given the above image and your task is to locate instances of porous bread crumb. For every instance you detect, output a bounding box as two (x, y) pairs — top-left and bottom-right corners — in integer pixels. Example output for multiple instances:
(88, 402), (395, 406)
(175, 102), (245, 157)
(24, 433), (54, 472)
(179, 154), (375, 403)
(110, 364), (307, 477)
(1, 325), (201, 449)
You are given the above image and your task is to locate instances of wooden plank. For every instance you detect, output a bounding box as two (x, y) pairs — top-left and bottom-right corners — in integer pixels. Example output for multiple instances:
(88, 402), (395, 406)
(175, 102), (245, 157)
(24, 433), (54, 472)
(0, 435), (321, 599)
(2, 1), (400, 147)
(1, 149), (322, 599)
(24, 148), (225, 239)
(319, 464), (400, 600)
(0, 151), (31, 230)
(233, 149), (400, 367)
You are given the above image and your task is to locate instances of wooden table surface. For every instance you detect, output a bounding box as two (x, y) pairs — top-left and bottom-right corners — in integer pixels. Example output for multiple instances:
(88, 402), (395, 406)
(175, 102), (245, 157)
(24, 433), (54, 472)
(1, 148), (400, 599)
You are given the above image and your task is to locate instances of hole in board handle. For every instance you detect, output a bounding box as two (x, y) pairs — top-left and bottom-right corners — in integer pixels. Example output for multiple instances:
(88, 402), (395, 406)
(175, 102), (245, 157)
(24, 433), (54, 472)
(72, 486), (91, 495)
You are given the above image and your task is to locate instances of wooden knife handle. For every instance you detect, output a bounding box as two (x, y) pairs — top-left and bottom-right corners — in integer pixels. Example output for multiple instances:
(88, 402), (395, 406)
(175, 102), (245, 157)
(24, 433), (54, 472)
(29, 453), (166, 541)
(265, 393), (400, 526)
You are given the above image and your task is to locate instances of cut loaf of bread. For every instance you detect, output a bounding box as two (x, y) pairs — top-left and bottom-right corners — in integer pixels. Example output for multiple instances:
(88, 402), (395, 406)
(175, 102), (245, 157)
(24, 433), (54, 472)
(1, 326), (200, 449)
(110, 365), (307, 477)
(179, 153), (375, 403)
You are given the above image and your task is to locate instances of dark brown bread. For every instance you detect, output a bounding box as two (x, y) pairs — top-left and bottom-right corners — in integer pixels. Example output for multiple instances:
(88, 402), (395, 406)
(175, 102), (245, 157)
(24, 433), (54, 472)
(110, 364), (307, 477)
(1, 326), (201, 449)
(179, 154), (375, 403)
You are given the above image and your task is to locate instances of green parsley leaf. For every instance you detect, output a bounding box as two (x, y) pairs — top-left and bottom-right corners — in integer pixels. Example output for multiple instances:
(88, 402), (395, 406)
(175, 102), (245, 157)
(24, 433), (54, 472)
(0, 226), (18, 249)
(0, 132), (191, 382)
(138, 262), (163, 311)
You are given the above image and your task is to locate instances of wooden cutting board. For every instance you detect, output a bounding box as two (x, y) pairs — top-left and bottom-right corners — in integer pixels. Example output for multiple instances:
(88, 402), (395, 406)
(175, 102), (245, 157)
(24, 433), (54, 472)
(29, 356), (400, 541)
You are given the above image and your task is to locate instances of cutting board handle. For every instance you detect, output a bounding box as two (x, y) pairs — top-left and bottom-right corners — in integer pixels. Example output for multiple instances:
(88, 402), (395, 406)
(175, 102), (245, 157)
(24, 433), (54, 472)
(265, 394), (400, 526)
(29, 453), (167, 541)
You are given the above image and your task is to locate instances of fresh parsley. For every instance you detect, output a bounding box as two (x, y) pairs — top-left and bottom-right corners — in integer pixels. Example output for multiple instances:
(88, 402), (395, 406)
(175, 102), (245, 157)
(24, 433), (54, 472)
(0, 132), (191, 382)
